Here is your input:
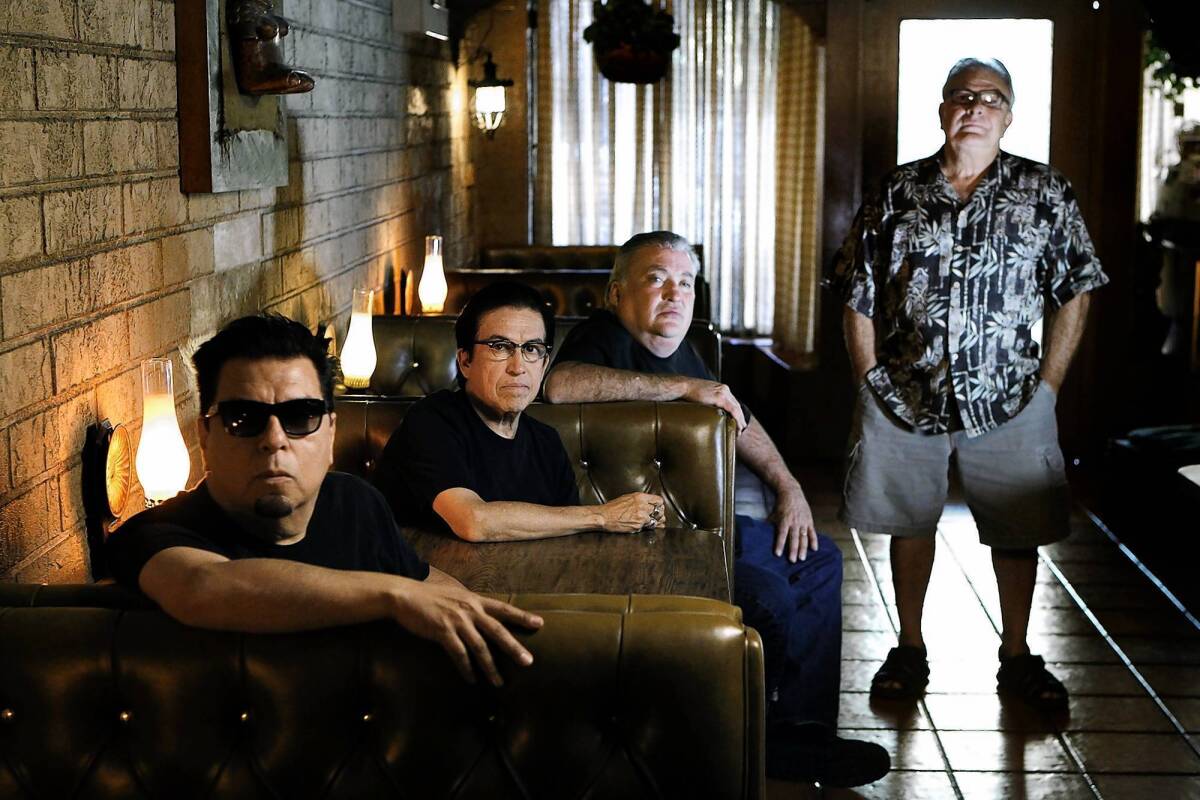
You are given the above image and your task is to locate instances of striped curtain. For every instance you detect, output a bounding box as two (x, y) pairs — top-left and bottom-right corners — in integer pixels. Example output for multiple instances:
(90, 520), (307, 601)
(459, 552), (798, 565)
(536, 0), (823, 347)
(772, 9), (824, 356)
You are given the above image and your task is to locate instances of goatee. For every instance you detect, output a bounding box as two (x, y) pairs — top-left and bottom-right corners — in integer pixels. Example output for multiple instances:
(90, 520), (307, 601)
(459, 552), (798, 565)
(254, 495), (294, 519)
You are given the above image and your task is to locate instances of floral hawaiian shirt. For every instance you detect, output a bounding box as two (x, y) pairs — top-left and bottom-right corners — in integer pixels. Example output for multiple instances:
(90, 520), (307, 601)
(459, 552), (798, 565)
(832, 150), (1108, 437)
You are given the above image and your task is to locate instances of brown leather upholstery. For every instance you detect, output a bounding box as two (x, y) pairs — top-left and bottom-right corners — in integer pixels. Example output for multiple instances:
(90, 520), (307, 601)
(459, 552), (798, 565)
(0, 584), (765, 799)
(446, 270), (617, 318)
(446, 244), (711, 318)
(366, 314), (721, 397)
(332, 399), (738, 579)
(480, 245), (640, 271)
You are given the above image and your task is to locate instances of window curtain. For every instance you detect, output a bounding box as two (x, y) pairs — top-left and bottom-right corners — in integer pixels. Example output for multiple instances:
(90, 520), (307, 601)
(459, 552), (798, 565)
(772, 9), (824, 356)
(536, 0), (823, 346)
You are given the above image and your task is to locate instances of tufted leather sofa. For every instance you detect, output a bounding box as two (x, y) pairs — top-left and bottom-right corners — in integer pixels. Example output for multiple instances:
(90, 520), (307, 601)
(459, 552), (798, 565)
(443, 245), (711, 318)
(0, 583), (765, 799)
(364, 314), (721, 397)
(333, 399), (738, 581)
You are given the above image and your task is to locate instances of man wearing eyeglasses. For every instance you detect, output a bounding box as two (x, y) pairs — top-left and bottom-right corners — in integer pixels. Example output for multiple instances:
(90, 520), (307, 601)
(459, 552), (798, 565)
(833, 58), (1108, 711)
(378, 281), (666, 540)
(105, 314), (543, 689)
(541, 232), (890, 789)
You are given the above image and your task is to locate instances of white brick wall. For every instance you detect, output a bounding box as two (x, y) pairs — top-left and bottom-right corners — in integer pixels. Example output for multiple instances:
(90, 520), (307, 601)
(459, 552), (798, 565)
(0, 0), (477, 583)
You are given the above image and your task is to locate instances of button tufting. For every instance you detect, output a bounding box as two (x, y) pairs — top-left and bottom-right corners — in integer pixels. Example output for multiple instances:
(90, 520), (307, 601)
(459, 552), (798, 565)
(361, 712), (373, 723)
(0, 708), (13, 722)
(411, 361), (420, 369)
(579, 459), (589, 468)
(653, 458), (662, 469)
(364, 458), (376, 472)
(118, 710), (132, 723)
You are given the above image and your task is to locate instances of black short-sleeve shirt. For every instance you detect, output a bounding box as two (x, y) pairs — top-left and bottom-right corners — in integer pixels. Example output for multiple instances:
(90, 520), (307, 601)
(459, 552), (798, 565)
(104, 471), (430, 590)
(378, 389), (580, 530)
(553, 310), (751, 423)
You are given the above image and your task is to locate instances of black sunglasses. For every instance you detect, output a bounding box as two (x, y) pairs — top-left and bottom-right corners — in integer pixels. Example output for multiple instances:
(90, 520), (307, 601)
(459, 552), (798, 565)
(205, 399), (331, 438)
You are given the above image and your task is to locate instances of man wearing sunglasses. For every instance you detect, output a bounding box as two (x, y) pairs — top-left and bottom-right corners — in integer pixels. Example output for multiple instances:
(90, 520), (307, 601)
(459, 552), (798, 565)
(833, 58), (1107, 711)
(378, 281), (666, 540)
(105, 314), (542, 689)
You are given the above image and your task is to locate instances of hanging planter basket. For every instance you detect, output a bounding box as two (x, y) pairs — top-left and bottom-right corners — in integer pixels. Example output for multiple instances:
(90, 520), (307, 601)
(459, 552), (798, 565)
(595, 44), (672, 84)
(583, 0), (681, 86)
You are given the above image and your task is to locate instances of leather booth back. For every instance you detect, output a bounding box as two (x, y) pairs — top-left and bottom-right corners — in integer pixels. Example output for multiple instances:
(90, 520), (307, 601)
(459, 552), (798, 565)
(332, 399), (737, 575)
(445, 270), (618, 319)
(445, 244), (711, 319)
(480, 245), (639, 270)
(0, 585), (765, 799)
(366, 314), (721, 397)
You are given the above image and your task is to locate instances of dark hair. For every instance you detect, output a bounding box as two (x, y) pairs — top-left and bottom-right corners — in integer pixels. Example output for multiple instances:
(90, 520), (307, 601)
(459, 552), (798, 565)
(454, 281), (555, 386)
(608, 231), (700, 306)
(192, 314), (335, 412)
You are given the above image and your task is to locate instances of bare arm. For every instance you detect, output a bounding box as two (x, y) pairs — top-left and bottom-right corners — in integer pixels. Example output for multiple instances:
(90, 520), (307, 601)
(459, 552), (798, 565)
(736, 418), (817, 562)
(842, 306), (877, 385)
(1039, 294), (1090, 392)
(545, 361), (747, 432)
(139, 547), (543, 686)
(432, 487), (665, 542)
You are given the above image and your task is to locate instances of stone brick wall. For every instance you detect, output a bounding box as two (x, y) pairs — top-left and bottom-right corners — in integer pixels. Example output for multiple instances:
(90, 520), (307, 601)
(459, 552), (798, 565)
(0, 0), (478, 583)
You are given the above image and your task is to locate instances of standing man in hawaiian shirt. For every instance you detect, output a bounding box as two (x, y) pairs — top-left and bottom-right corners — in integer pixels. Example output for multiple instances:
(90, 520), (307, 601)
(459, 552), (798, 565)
(832, 58), (1108, 711)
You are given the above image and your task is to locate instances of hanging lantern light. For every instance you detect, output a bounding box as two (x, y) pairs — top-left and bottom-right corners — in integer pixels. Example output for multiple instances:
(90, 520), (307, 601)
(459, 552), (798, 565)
(469, 52), (514, 139)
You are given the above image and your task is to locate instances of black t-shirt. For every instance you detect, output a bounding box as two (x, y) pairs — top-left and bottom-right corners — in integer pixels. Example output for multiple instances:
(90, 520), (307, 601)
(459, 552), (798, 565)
(553, 310), (751, 423)
(378, 389), (580, 530)
(105, 471), (430, 590)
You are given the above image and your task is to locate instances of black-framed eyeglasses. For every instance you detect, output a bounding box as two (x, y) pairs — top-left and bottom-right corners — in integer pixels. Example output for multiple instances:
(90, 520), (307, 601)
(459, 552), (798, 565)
(204, 399), (331, 438)
(473, 338), (552, 363)
(946, 88), (1009, 109)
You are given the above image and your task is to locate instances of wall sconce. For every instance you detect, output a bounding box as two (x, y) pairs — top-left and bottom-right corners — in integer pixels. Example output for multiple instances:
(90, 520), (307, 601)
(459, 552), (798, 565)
(341, 288), (378, 389)
(82, 419), (133, 580)
(418, 234), (447, 313)
(134, 358), (191, 507)
(469, 53), (514, 139)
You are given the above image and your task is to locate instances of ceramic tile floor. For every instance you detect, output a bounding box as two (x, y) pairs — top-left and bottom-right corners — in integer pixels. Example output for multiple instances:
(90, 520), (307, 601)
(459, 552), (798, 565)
(766, 484), (1200, 799)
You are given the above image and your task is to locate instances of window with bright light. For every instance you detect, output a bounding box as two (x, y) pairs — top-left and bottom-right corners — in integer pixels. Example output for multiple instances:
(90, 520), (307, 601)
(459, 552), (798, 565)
(1139, 78), (1200, 222)
(897, 19), (1054, 165)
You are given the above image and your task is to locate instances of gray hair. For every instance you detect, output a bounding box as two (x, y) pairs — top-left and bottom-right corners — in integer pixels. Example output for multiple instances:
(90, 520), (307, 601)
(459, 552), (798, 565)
(942, 57), (1015, 106)
(607, 231), (700, 306)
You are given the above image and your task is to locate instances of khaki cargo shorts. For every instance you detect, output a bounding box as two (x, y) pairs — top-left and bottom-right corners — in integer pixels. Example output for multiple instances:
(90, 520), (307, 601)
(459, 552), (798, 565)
(840, 381), (1070, 549)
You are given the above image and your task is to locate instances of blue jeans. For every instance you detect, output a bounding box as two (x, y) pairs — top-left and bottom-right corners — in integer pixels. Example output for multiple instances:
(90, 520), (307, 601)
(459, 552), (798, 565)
(734, 515), (843, 729)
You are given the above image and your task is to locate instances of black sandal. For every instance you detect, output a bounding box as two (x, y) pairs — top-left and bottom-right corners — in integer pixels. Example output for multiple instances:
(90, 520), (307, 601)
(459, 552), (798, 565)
(997, 652), (1069, 712)
(870, 645), (929, 700)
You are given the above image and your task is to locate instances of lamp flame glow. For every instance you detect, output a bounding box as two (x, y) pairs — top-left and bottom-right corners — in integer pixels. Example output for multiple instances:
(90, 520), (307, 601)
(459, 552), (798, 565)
(418, 235), (447, 313)
(341, 288), (377, 389)
(474, 86), (506, 134)
(134, 358), (190, 506)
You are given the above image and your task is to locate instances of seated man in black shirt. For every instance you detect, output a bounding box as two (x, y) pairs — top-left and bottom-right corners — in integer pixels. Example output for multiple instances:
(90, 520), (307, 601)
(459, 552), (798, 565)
(105, 314), (541, 688)
(543, 232), (888, 788)
(379, 281), (665, 540)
